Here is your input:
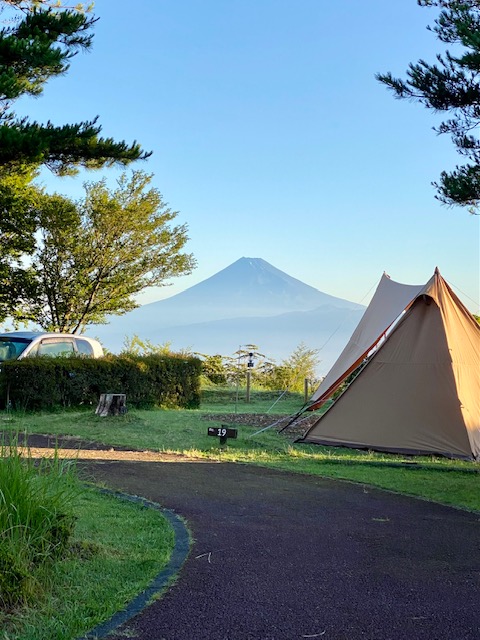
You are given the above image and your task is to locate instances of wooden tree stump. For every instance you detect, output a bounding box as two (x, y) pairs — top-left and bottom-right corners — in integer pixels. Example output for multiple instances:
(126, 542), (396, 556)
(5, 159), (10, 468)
(95, 394), (127, 417)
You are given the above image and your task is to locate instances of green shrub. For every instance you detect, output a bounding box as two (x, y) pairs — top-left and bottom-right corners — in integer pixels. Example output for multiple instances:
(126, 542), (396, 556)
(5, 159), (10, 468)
(0, 354), (202, 411)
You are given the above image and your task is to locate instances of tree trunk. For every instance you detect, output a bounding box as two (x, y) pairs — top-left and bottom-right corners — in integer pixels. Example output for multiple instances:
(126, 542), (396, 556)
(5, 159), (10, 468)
(95, 393), (127, 417)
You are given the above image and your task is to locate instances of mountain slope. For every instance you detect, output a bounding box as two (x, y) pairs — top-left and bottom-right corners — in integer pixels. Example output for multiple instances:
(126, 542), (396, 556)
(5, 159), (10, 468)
(92, 258), (365, 373)
(162, 257), (361, 317)
(97, 257), (363, 335)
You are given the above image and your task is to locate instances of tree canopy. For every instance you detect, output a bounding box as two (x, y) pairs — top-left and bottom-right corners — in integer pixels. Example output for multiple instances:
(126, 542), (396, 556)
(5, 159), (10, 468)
(0, 2), (150, 173)
(0, 165), (39, 319)
(19, 172), (196, 332)
(263, 343), (320, 393)
(0, 0), (153, 321)
(377, 0), (480, 213)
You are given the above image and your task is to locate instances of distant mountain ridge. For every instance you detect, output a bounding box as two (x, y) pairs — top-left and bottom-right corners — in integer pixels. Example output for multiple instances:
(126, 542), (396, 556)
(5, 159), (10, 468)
(97, 257), (363, 332)
(142, 305), (366, 373)
(92, 257), (365, 374)
(161, 257), (362, 321)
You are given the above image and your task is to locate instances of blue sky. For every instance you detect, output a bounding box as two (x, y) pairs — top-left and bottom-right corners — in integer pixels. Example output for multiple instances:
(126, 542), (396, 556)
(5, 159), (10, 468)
(16, 0), (480, 312)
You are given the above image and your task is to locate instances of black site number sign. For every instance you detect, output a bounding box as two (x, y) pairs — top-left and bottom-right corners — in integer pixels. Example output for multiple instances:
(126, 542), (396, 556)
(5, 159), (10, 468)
(207, 426), (238, 443)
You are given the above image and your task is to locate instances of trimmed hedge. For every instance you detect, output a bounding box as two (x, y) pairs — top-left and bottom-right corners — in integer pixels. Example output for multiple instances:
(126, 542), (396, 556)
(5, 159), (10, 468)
(0, 354), (202, 411)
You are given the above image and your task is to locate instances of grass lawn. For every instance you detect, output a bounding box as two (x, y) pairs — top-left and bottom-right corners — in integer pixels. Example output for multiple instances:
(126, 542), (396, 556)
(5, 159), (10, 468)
(2, 388), (479, 512)
(0, 484), (175, 640)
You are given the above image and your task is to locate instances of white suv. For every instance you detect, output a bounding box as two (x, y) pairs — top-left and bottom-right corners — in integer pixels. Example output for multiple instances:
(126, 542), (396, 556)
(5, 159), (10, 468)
(0, 331), (104, 361)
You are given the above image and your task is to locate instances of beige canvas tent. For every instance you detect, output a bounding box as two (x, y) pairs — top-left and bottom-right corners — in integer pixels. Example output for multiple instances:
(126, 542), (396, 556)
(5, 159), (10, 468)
(300, 269), (480, 460)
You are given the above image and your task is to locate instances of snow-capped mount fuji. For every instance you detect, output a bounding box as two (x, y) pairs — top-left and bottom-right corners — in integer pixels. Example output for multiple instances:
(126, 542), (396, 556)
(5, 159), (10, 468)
(99, 256), (363, 329)
(92, 258), (365, 372)
(155, 256), (362, 323)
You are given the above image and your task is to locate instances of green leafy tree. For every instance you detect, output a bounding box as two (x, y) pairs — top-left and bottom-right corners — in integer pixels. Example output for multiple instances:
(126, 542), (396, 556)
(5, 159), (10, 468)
(196, 353), (228, 385)
(223, 345), (271, 386)
(0, 164), (40, 317)
(377, 0), (480, 213)
(121, 335), (176, 357)
(262, 342), (320, 392)
(205, 343), (320, 393)
(120, 335), (193, 357)
(19, 172), (196, 332)
(0, 1), (150, 320)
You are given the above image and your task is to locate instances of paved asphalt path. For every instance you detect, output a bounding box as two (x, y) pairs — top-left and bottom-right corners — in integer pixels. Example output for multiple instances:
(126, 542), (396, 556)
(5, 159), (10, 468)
(83, 459), (480, 640)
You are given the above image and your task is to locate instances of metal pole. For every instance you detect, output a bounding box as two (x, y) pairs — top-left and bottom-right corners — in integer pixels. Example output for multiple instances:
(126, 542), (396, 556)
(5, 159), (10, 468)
(304, 378), (309, 403)
(246, 370), (251, 402)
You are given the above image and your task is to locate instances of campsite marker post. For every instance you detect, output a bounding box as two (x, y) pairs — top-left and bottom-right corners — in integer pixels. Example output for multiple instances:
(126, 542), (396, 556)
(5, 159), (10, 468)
(207, 426), (238, 446)
(246, 352), (254, 402)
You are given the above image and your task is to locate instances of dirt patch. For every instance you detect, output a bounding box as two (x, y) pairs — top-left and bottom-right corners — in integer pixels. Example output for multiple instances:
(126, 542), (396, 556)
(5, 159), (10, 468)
(0, 431), (135, 452)
(0, 431), (208, 463)
(201, 412), (317, 436)
(17, 447), (208, 463)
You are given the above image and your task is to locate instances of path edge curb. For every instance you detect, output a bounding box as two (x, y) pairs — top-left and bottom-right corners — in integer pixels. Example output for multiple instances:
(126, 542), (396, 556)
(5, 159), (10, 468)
(78, 488), (190, 640)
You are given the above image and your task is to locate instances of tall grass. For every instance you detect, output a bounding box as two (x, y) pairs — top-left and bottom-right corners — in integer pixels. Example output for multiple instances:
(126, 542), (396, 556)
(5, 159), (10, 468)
(0, 439), (80, 608)
(2, 488), (176, 640)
